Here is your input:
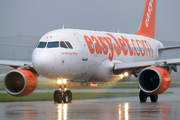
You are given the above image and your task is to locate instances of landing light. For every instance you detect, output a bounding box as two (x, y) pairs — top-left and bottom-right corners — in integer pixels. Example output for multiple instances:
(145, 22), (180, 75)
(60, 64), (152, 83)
(119, 72), (129, 79)
(63, 79), (67, 84)
(57, 79), (67, 85)
(57, 79), (62, 85)
(119, 74), (124, 79)
(124, 72), (129, 76)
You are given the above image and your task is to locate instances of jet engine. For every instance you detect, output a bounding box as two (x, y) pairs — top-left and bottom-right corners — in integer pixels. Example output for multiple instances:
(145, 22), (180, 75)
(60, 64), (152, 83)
(4, 69), (38, 97)
(138, 67), (171, 95)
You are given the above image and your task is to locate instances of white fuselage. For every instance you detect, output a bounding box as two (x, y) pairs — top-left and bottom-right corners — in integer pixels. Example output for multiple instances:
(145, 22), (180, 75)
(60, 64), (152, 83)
(32, 29), (163, 82)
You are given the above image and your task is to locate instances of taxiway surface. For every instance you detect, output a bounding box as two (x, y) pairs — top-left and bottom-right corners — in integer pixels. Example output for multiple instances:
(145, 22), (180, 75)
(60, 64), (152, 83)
(0, 91), (180, 120)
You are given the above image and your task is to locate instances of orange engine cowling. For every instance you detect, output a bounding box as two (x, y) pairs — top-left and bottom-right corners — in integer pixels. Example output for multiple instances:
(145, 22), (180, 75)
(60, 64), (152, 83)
(138, 67), (171, 95)
(4, 69), (38, 97)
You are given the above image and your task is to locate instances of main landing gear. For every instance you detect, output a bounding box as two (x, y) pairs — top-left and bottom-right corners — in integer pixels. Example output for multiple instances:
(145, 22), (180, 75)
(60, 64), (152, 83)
(139, 90), (158, 102)
(53, 79), (72, 103)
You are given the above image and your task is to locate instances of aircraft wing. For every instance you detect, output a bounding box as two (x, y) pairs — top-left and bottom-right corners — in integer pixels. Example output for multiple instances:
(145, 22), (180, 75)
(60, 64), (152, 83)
(0, 60), (32, 69)
(114, 44), (180, 75)
(113, 58), (180, 76)
(159, 45), (180, 51)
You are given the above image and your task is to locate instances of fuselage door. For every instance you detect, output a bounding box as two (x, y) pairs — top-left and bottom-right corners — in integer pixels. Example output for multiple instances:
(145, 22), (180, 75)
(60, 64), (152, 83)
(74, 33), (88, 61)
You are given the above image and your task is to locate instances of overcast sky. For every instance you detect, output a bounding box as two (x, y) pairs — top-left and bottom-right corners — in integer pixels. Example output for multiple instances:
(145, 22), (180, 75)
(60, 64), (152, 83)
(0, 0), (180, 42)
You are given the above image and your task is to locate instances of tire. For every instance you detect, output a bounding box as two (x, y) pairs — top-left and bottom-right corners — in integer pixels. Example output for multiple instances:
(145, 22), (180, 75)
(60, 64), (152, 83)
(54, 90), (62, 103)
(54, 90), (58, 103)
(139, 90), (148, 102)
(150, 95), (158, 102)
(67, 90), (72, 102)
(63, 90), (72, 103)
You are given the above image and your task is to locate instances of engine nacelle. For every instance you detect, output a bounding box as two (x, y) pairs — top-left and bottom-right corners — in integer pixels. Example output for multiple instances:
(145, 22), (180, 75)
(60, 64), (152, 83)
(4, 69), (38, 97)
(138, 67), (171, 95)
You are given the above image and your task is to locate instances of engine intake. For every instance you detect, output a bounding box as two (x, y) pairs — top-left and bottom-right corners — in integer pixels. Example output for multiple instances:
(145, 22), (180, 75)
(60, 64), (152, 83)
(138, 67), (171, 95)
(4, 69), (38, 97)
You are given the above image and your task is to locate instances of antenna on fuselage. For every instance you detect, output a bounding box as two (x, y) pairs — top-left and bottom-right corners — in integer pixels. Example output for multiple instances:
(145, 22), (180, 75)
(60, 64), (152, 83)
(62, 24), (65, 29)
(117, 29), (119, 33)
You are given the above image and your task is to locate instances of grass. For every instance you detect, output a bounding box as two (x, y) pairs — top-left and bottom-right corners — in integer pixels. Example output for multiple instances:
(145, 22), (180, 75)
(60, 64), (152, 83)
(170, 83), (180, 87)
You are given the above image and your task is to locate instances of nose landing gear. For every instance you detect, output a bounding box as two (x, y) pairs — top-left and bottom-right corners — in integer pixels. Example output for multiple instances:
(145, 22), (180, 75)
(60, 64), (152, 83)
(53, 79), (72, 103)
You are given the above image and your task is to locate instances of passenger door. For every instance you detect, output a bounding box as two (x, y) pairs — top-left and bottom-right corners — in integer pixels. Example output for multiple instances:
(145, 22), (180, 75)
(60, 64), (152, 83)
(74, 33), (88, 61)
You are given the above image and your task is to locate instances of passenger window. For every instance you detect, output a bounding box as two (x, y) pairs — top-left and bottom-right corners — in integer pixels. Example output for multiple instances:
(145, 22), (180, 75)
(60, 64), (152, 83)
(60, 41), (68, 48)
(65, 41), (73, 49)
(47, 41), (59, 48)
(37, 42), (47, 48)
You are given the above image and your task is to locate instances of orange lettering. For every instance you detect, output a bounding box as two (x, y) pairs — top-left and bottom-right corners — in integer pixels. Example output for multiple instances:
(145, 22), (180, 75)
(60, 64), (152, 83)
(141, 40), (153, 57)
(91, 36), (102, 55)
(118, 38), (128, 56)
(131, 39), (140, 56)
(121, 36), (133, 56)
(98, 36), (108, 55)
(84, 34), (154, 61)
(103, 37), (114, 61)
(106, 33), (121, 55)
(84, 35), (95, 54)
(136, 40), (145, 56)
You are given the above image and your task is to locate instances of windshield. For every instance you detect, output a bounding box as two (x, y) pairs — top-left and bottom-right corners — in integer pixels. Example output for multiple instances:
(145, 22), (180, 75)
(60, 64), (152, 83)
(37, 42), (47, 48)
(37, 41), (73, 49)
(47, 41), (59, 48)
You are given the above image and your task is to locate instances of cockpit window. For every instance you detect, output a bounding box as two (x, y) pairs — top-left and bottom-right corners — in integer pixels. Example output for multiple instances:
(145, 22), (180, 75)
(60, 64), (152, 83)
(60, 41), (68, 48)
(47, 41), (59, 48)
(65, 41), (73, 49)
(37, 42), (47, 48)
(37, 41), (73, 49)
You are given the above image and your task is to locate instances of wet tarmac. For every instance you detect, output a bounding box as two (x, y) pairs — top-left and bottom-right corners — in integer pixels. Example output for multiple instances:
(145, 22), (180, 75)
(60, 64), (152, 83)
(1, 93), (180, 120)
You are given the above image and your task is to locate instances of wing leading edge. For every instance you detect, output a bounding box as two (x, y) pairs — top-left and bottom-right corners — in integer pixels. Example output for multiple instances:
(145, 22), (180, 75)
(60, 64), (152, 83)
(113, 58), (180, 76)
(114, 45), (180, 76)
(0, 60), (32, 69)
(159, 45), (180, 51)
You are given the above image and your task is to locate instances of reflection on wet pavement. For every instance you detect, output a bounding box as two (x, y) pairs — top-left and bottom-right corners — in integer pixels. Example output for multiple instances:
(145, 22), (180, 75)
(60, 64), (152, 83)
(118, 103), (172, 120)
(0, 101), (180, 120)
(58, 104), (68, 120)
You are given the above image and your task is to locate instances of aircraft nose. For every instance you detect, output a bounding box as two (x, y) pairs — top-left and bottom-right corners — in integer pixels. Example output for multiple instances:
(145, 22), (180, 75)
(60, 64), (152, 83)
(32, 51), (55, 77)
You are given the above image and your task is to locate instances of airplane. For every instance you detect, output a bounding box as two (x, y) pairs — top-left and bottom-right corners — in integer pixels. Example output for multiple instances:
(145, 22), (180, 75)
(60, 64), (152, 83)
(2, 0), (180, 103)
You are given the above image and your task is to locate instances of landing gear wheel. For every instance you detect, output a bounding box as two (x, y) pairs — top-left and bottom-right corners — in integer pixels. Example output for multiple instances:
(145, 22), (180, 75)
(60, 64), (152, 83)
(150, 95), (158, 102)
(139, 90), (148, 102)
(63, 90), (72, 103)
(54, 90), (62, 103)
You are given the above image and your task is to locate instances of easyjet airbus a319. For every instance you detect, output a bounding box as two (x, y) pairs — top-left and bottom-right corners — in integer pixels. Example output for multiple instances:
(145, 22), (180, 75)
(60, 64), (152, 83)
(2, 0), (180, 103)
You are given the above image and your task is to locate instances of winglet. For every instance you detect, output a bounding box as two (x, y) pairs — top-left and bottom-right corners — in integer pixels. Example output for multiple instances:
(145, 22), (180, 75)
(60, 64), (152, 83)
(136, 0), (156, 39)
